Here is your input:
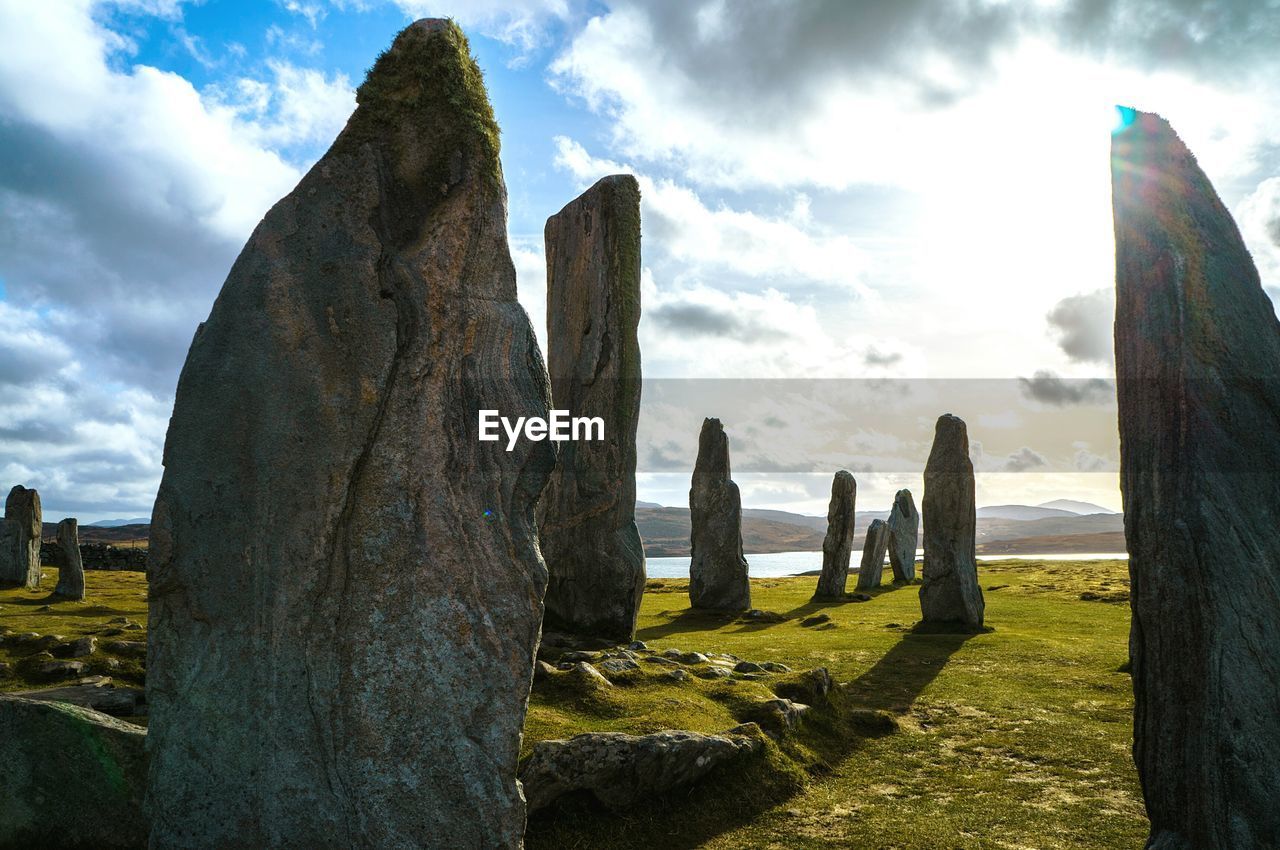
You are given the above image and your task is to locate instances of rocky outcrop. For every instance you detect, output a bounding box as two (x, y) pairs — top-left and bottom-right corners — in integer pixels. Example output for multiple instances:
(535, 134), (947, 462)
(1113, 108), (1280, 849)
(812, 470), (856, 600)
(145, 21), (555, 850)
(519, 726), (764, 813)
(538, 175), (645, 643)
(919, 414), (984, 628)
(0, 697), (148, 848)
(887, 488), (919, 582)
(52, 518), (84, 600)
(0, 485), (41, 587)
(688, 418), (750, 611)
(855, 518), (889, 591)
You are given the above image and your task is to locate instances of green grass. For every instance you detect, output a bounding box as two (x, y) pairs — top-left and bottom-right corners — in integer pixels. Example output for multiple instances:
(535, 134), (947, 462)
(1, 560), (1146, 848)
(1, 567), (148, 694)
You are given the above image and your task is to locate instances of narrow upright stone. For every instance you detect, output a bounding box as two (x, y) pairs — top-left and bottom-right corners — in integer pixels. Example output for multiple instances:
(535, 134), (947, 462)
(0, 485), (41, 588)
(887, 489), (919, 582)
(145, 21), (555, 849)
(538, 175), (645, 643)
(688, 418), (750, 611)
(812, 470), (856, 600)
(919, 414), (984, 628)
(53, 518), (84, 601)
(855, 519), (890, 591)
(1113, 108), (1280, 848)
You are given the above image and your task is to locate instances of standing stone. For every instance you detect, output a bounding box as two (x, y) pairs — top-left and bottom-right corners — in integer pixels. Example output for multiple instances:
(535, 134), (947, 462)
(812, 470), (856, 600)
(145, 21), (556, 850)
(855, 519), (890, 591)
(53, 518), (85, 601)
(919, 414), (984, 628)
(1113, 108), (1280, 849)
(538, 175), (645, 643)
(887, 488), (919, 582)
(0, 485), (41, 588)
(689, 418), (750, 611)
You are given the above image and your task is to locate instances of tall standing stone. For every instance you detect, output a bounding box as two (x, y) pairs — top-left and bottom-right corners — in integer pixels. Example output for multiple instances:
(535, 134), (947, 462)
(1113, 108), (1280, 848)
(919, 414), (984, 628)
(812, 470), (856, 600)
(52, 518), (84, 601)
(688, 418), (750, 611)
(538, 175), (645, 643)
(855, 519), (890, 591)
(0, 485), (41, 588)
(887, 488), (919, 583)
(145, 21), (556, 849)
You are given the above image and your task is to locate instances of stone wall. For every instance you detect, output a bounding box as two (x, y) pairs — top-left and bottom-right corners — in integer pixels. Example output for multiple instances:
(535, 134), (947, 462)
(40, 541), (147, 572)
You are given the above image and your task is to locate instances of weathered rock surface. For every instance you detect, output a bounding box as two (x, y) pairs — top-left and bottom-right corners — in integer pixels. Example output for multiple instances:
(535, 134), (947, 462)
(538, 174), (645, 643)
(689, 418), (750, 610)
(0, 697), (148, 848)
(1113, 108), (1280, 849)
(0, 485), (41, 587)
(9, 676), (144, 717)
(145, 20), (555, 850)
(855, 518), (890, 591)
(519, 726), (764, 813)
(812, 470), (856, 600)
(52, 518), (84, 600)
(919, 414), (984, 628)
(887, 488), (919, 582)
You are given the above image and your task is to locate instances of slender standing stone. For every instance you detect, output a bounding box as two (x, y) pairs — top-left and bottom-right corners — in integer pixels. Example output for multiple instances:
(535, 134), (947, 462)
(688, 418), (750, 611)
(812, 470), (856, 600)
(538, 175), (645, 643)
(887, 488), (919, 582)
(145, 21), (555, 849)
(919, 414), (984, 628)
(855, 519), (890, 591)
(53, 518), (84, 600)
(0, 485), (41, 588)
(1113, 108), (1280, 849)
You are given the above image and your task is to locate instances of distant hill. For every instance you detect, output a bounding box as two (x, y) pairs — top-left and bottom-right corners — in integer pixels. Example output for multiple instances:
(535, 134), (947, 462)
(977, 512), (1125, 543)
(88, 517), (151, 527)
(41, 523), (150, 544)
(635, 506), (825, 557)
(1036, 499), (1118, 515)
(976, 504), (1078, 521)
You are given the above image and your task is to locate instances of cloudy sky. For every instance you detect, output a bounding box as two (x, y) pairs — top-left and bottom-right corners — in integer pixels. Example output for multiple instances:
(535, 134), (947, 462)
(2, 0), (1279, 522)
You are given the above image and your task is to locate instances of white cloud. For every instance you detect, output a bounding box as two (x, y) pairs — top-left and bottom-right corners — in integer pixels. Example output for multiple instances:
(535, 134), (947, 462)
(389, 0), (571, 51)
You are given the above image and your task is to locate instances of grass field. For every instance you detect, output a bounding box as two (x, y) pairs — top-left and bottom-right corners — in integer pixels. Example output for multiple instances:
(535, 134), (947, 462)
(1, 559), (1146, 848)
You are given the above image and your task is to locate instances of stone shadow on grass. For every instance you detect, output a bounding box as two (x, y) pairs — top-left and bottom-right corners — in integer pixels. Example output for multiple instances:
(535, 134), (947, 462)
(844, 628), (977, 714)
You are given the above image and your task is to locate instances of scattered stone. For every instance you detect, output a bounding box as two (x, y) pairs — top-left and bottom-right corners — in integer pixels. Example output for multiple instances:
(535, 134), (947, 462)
(627, 640), (647, 651)
(660, 647), (684, 658)
(538, 174), (645, 644)
(107, 617), (132, 625)
(4, 631), (41, 646)
(103, 640), (146, 658)
(760, 661), (791, 673)
(598, 658), (641, 676)
(53, 636), (97, 658)
(36, 604), (52, 612)
(533, 660), (559, 683)
(34, 634), (65, 651)
(0, 697), (147, 848)
(855, 519), (890, 591)
(566, 661), (613, 689)
(675, 651), (708, 665)
(642, 656), (680, 668)
(1113, 108), (1280, 847)
(0, 484), (42, 588)
(753, 698), (810, 733)
(519, 727), (764, 813)
(734, 660), (766, 674)
(688, 418), (751, 611)
(774, 668), (835, 705)
(694, 666), (732, 680)
(919, 414), (985, 629)
(887, 488), (920, 583)
(143, 21), (556, 849)
(800, 614), (830, 627)
(53, 517), (86, 600)
(559, 650), (601, 663)
(812, 470), (856, 600)
(664, 669), (691, 683)
(35, 660), (89, 679)
(740, 609), (786, 623)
